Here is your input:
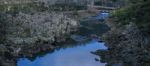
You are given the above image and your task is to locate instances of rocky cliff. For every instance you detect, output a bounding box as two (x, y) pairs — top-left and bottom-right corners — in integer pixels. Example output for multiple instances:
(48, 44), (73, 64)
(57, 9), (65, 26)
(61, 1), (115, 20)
(0, 0), (79, 66)
(95, 0), (150, 66)
(0, 12), (78, 66)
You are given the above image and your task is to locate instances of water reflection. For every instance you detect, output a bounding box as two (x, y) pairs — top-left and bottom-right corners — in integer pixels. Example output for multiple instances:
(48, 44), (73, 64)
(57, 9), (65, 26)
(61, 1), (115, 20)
(95, 12), (109, 20)
(17, 39), (107, 66)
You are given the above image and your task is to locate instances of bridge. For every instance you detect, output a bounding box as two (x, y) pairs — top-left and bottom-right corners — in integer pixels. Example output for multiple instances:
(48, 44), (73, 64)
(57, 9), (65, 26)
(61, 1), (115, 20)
(63, 5), (116, 20)
(87, 5), (115, 10)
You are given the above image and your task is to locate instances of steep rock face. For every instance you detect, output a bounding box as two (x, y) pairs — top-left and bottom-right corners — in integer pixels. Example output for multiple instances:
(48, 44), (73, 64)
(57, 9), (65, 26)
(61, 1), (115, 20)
(0, 12), (78, 66)
(96, 20), (150, 66)
(94, 1), (150, 66)
(5, 12), (77, 45)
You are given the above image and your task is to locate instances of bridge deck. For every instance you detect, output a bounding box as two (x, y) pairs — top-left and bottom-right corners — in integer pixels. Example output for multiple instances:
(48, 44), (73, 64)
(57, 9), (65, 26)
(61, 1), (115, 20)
(87, 5), (116, 10)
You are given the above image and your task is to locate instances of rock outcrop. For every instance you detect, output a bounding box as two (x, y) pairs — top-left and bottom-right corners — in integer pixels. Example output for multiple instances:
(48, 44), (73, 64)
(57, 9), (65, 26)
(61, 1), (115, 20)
(97, 22), (150, 66)
(94, 0), (150, 66)
(0, 11), (78, 66)
(4, 12), (77, 45)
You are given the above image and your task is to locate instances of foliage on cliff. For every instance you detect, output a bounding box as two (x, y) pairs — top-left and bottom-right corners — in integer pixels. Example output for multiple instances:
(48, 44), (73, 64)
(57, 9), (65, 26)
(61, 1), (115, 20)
(3, 12), (77, 45)
(0, 0), (80, 45)
(110, 0), (150, 34)
(98, 0), (150, 66)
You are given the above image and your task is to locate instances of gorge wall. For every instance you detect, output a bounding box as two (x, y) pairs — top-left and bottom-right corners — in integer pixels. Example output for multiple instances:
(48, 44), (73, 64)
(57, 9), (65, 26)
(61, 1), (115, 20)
(95, 0), (150, 66)
(0, 1), (80, 66)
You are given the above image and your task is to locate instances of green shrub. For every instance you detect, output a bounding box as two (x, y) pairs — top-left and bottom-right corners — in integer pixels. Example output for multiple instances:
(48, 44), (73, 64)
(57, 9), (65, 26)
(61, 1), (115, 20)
(110, 0), (150, 33)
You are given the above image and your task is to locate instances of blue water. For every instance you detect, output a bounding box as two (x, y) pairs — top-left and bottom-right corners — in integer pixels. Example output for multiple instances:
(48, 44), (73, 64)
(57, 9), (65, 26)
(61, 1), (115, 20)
(17, 39), (107, 66)
(95, 12), (109, 19)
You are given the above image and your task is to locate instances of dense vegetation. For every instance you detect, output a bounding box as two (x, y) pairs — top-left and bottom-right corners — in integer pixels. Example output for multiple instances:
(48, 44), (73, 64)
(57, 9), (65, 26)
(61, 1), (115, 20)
(95, 0), (150, 66)
(110, 0), (150, 33)
(0, 1), (80, 66)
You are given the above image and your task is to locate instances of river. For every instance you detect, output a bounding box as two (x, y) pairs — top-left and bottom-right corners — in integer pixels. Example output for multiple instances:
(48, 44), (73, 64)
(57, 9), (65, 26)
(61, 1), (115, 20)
(17, 12), (109, 66)
(17, 39), (107, 66)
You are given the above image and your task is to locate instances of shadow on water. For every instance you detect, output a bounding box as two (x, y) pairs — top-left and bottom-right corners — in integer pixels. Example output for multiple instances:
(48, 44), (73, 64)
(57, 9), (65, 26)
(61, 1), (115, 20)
(77, 12), (110, 37)
(17, 39), (108, 66)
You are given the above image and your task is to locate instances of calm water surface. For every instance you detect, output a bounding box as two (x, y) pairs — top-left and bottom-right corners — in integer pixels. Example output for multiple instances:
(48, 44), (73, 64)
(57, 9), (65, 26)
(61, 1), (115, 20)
(17, 39), (107, 66)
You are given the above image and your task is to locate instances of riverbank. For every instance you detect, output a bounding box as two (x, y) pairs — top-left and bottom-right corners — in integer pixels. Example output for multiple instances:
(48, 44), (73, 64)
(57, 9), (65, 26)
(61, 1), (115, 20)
(0, 0), (120, 66)
(0, 12), (78, 66)
(0, 2), (102, 66)
(0, 2), (80, 65)
(94, 1), (150, 66)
